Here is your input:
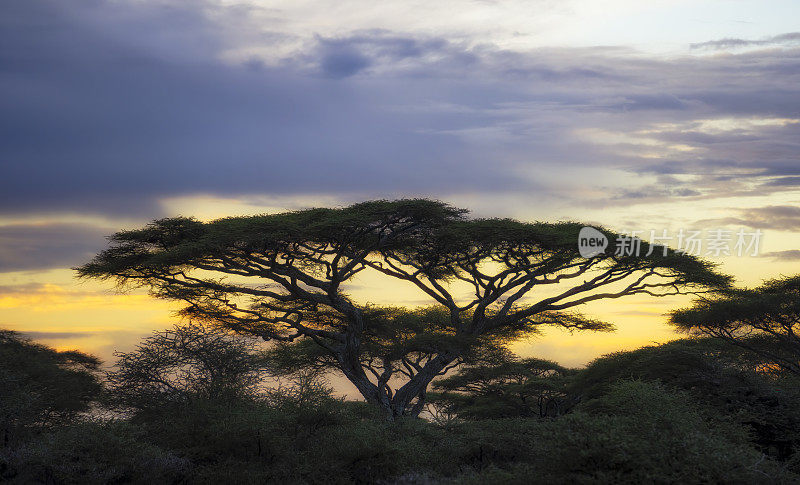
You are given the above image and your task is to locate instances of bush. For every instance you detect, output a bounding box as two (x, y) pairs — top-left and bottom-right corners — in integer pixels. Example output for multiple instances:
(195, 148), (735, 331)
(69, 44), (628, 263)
(0, 421), (189, 484)
(571, 338), (800, 460)
(107, 323), (267, 412)
(0, 330), (102, 450)
(7, 330), (797, 483)
(133, 375), (399, 483)
(444, 381), (795, 483)
(119, 360), (799, 483)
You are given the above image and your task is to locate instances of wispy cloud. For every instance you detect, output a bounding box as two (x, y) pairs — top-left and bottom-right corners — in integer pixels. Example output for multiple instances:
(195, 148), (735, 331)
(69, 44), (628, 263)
(761, 249), (800, 261)
(0, 223), (112, 272)
(695, 206), (800, 232)
(22, 331), (95, 340)
(690, 32), (800, 50)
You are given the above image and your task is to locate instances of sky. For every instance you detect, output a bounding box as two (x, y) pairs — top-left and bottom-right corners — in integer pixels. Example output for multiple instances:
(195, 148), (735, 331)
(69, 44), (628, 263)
(2, 0), (800, 370)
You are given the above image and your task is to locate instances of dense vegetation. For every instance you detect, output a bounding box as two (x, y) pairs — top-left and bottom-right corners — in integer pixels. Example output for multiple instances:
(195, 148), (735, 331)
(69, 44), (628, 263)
(3, 327), (800, 484)
(5, 201), (796, 482)
(672, 274), (800, 375)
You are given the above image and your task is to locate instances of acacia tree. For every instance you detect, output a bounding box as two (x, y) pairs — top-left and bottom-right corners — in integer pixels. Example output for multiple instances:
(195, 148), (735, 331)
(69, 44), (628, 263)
(428, 356), (576, 420)
(671, 275), (800, 375)
(78, 199), (730, 418)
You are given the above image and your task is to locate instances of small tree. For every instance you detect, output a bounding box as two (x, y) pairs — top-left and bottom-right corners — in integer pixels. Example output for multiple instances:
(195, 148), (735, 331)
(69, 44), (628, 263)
(79, 199), (730, 418)
(429, 355), (575, 420)
(107, 323), (265, 410)
(671, 275), (800, 375)
(0, 330), (102, 446)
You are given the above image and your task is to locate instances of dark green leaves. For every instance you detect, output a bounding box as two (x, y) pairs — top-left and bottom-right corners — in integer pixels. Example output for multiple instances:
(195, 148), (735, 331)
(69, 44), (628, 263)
(670, 275), (800, 375)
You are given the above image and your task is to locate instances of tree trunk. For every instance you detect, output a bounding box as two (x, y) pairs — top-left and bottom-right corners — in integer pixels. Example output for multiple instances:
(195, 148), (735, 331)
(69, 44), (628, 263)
(387, 351), (459, 420)
(333, 302), (460, 419)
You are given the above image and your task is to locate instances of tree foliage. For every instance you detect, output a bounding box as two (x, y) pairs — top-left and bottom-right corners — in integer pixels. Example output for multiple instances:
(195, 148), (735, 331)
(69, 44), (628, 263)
(0, 330), (101, 447)
(78, 199), (731, 417)
(671, 275), (800, 375)
(571, 337), (800, 461)
(429, 356), (576, 420)
(107, 323), (266, 411)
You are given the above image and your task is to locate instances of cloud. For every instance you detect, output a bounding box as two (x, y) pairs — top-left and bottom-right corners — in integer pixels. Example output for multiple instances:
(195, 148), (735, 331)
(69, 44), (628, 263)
(608, 94), (689, 111)
(0, 223), (112, 272)
(612, 185), (701, 201)
(764, 176), (800, 187)
(0, 0), (799, 224)
(316, 38), (372, 78)
(690, 32), (800, 50)
(761, 250), (800, 261)
(696, 206), (800, 232)
(1, 2), (542, 216)
(22, 331), (95, 340)
(308, 33), (458, 78)
(0, 281), (155, 311)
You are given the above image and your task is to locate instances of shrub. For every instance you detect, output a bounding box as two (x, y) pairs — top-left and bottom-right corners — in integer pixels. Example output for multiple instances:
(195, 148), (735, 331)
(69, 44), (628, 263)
(444, 381), (795, 483)
(0, 330), (102, 447)
(0, 421), (189, 484)
(571, 338), (800, 460)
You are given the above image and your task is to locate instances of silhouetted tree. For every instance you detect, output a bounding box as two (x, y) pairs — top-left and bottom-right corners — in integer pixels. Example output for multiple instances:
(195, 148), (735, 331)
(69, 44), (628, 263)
(0, 330), (101, 447)
(107, 323), (265, 410)
(78, 199), (730, 418)
(671, 275), (800, 375)
(429, 355), (576, 420)
(571, 337), (800, 460)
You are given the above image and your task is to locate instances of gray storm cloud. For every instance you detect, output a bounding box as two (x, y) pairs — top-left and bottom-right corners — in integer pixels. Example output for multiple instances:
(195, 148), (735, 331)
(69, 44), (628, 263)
(1, 0), (799, 275)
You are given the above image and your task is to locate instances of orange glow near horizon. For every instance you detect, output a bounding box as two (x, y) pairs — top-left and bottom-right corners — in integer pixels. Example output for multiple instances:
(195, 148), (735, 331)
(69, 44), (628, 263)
(3, 193), (800, 371)
(3, 218), (799, 370)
